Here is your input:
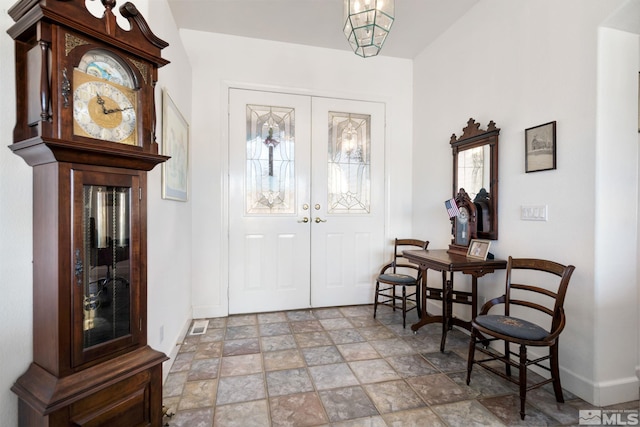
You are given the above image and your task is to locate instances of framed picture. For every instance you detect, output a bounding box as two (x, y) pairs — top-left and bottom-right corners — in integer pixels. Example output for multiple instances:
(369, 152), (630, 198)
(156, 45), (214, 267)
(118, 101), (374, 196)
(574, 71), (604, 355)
(162, 89), (189, 201)
(467, 239), (491, 260)
(525, 121), (556, 173)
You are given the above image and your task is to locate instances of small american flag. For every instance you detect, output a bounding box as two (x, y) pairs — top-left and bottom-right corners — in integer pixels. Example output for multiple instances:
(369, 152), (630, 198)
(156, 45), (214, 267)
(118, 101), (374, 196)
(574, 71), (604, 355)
(445, 198), (460, 218)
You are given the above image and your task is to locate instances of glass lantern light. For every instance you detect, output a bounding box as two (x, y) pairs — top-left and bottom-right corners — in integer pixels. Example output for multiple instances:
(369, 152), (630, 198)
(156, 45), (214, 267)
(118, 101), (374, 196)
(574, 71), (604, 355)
(343, 0), (394, 58)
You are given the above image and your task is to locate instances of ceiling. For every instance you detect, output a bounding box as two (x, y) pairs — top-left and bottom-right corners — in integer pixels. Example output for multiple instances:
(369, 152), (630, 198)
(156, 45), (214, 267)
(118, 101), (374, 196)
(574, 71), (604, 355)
(167, 0), (479, 59)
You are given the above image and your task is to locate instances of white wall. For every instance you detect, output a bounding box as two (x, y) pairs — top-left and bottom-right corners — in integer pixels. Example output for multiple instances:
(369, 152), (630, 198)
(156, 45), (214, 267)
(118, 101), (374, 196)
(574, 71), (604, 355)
(180, 31), (414, 319)
(412, 0), (638, 406)
(0, 1), (192, 425)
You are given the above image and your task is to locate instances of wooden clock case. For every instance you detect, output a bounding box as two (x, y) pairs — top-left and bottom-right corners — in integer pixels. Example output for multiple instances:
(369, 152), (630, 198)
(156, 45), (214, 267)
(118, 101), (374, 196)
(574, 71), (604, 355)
(7, 0), (170, 425)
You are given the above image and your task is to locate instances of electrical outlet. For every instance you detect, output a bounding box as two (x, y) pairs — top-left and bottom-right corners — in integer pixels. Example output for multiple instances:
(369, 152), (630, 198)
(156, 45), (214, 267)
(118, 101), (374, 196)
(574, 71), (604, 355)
(521, 205), (548, 221)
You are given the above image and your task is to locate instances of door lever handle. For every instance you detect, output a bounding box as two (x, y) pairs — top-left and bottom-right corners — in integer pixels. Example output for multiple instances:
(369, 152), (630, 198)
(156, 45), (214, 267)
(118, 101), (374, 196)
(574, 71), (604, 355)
(298, 217), (309, 223)
(314, 217), (327, 223)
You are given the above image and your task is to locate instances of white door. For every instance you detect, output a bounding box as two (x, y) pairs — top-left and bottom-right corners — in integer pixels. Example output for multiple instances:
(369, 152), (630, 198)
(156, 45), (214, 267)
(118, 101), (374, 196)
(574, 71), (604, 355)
(228, 89), (385, 314)
(310, 97), (386, 307)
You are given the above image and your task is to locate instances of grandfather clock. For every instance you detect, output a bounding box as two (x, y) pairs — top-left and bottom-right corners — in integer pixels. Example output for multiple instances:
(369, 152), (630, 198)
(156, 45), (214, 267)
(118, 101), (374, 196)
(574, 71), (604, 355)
(7, 0), (170, 425)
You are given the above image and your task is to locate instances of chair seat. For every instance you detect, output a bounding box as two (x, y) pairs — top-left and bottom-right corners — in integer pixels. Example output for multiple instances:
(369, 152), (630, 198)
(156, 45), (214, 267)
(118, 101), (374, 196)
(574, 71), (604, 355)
(378, 273), (417, 284)
(474, 314), (549, 341)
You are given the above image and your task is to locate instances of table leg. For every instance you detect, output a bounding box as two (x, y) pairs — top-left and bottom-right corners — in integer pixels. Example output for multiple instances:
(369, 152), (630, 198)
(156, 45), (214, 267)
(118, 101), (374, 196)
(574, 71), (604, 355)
(440, 271), (453, 352)
(411, 268), (444, 333)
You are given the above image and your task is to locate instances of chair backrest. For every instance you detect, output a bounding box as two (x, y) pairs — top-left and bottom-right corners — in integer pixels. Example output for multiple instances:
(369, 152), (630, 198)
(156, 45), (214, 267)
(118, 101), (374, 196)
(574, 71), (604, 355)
(504, 257), (575, 335)
(391, 238), (429, 273)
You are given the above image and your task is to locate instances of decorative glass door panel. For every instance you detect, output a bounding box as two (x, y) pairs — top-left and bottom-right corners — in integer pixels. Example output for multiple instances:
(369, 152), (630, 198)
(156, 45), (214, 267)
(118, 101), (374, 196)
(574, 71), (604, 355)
(246, 104), (295, 214)
(72, 168), (140, 367)
(327, 112), (371, 214)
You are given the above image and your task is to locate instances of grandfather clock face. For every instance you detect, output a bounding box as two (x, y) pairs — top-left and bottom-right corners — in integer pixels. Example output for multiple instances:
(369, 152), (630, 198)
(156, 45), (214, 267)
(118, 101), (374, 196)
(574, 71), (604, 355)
(73, 49), (139, 145)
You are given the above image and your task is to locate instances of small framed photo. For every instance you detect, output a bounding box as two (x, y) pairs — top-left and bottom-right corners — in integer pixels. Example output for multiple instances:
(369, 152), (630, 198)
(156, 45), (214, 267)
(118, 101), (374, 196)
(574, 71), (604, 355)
(467, 239), (491, 260)
(162, 89), (189, 201)
(525, 121), (556, 173)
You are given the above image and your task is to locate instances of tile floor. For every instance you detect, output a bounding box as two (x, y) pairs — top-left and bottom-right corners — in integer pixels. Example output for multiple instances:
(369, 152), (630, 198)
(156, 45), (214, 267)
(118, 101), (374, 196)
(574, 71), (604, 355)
(162, 305), (638, 426)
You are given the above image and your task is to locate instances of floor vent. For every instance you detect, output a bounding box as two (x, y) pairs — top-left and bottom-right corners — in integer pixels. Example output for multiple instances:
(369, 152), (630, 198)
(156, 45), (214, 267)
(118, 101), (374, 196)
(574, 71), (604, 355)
(189, 319), (209, 336)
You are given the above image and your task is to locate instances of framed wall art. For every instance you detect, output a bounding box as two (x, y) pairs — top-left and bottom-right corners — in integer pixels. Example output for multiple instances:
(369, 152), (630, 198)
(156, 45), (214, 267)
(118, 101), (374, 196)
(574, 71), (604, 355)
(467, 239), (491, 260)
(162, 89), (189, 201)
(525, 121), (556, 173)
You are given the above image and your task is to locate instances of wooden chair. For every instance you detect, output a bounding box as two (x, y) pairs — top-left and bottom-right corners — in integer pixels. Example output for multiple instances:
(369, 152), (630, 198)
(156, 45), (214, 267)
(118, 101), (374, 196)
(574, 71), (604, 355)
(373, 238), (429, 328)
(466, 257), (575, 420)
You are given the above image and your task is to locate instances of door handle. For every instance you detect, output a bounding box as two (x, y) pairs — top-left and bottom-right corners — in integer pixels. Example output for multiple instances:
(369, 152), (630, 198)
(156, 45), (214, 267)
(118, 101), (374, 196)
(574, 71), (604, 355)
(298, 217), (309, 223)
(314, 217), (327, 223)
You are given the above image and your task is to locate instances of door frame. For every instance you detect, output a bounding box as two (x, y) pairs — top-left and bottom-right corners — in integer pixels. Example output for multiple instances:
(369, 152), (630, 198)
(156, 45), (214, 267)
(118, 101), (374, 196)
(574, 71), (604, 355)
(219, 81), (394, 316)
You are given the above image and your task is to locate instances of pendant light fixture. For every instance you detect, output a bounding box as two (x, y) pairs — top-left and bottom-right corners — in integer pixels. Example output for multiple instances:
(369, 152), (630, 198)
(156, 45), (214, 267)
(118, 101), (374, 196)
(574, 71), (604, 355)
(343, 0), (394, 58)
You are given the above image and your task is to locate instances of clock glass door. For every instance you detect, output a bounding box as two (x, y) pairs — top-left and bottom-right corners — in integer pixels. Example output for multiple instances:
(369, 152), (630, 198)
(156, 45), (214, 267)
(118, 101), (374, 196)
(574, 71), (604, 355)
(73, 169), (141, 367)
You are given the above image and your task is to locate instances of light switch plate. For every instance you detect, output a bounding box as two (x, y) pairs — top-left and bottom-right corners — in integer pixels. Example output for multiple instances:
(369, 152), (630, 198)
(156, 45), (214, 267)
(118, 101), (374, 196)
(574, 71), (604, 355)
(521, 205), (548, 221)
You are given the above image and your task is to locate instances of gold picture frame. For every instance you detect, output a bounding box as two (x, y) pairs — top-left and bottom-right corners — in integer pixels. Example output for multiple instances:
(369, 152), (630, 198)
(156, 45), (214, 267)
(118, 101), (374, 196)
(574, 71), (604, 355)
(467, 239), (491, 260)
(162, 89), (189, 201)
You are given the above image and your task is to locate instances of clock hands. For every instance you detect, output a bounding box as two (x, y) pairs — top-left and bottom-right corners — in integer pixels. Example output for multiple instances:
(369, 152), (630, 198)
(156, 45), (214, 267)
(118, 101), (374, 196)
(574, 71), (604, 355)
(95, 93), (133, 115)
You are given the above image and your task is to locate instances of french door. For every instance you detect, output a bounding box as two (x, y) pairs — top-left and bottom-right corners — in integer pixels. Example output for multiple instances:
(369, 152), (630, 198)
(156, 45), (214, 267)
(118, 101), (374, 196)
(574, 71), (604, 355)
(228, 88), (385, 314)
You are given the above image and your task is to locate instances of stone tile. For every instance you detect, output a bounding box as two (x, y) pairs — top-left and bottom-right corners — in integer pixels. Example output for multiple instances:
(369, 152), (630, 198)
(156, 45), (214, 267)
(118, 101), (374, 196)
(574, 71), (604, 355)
(357, 325), (396, 341)
(194, 341), (222, 359)
(363, 380), (425, 414)
(263, 349), (305, 371)
(213, 399), (270, 427)
(258, 321), (291, 337)
(449, 369), (517, 398)
(386, 354), (438, 378)
(269, 392), (329, 427)
(432, 399), (507, 426)
(339, 306), (373, 318)
(348, 316), (381, 328)
(220, 353), (262, 377)
(216, 373), (266, 405)
(227, 314), (257, 327)
(168, 408), (214, 427)
(318, 386), (379, 422)
(294, 331), (333, 348)
(225, 324), (259, 339)
(421, 350), (467, 373)
(328, 328), (366, 344)
(187, 358), (220, 381)
(312, 307), (344, 319)
(170, 351), (195, 373)
(479, 394), (558, 426)
(382, 407), (447, 427)
(369, 338), (415, 357)
(222, 338), (261, 356)
(178, 379), (217, 410)
(332, 416), (387, 427)
(163, 371), (188, 397)
(207, 317), (227, 329)
(349, 359), (400, 384)
(260, 334), (297, 352)
(319, 317), (353, 330)
(406, 373), (475, 406)
(290, 320), (324, 333)
(266, 368), (314, 397)
(308, 363), (359, 390)
(257, 312), (288, 324)
(199, 328), (225, 342)
(337, 342), (380, 361)
(301, 345), (344, 366)
(525, 387), (581, 425)
(286, 310), (316, 321)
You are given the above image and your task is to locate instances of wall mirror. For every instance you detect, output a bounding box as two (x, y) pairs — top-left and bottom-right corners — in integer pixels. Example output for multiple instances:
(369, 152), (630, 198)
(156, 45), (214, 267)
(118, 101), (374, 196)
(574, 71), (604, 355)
(450, 118), (500, 240)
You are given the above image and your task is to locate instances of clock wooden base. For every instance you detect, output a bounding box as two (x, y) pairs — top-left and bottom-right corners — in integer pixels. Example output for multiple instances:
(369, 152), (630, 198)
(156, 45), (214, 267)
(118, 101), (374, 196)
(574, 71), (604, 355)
(12, 346), (167, 427)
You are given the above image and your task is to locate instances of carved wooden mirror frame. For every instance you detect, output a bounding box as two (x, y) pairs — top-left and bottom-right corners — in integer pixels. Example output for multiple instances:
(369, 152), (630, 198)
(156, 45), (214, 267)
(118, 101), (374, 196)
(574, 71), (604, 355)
(450, 118), (500, 241)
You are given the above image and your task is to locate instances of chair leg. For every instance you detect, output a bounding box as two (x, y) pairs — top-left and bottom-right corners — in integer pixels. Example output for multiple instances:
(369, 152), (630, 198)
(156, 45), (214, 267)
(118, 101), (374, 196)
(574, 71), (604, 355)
(373, 281), (379, 319)
(466, 328), (477, 385)
(518, 344), (527, 420)
(550, 342), (564, 403)
(505, 341), (512, 377)
(392, 286), (396, 312)
(401, 286), (407, 328)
